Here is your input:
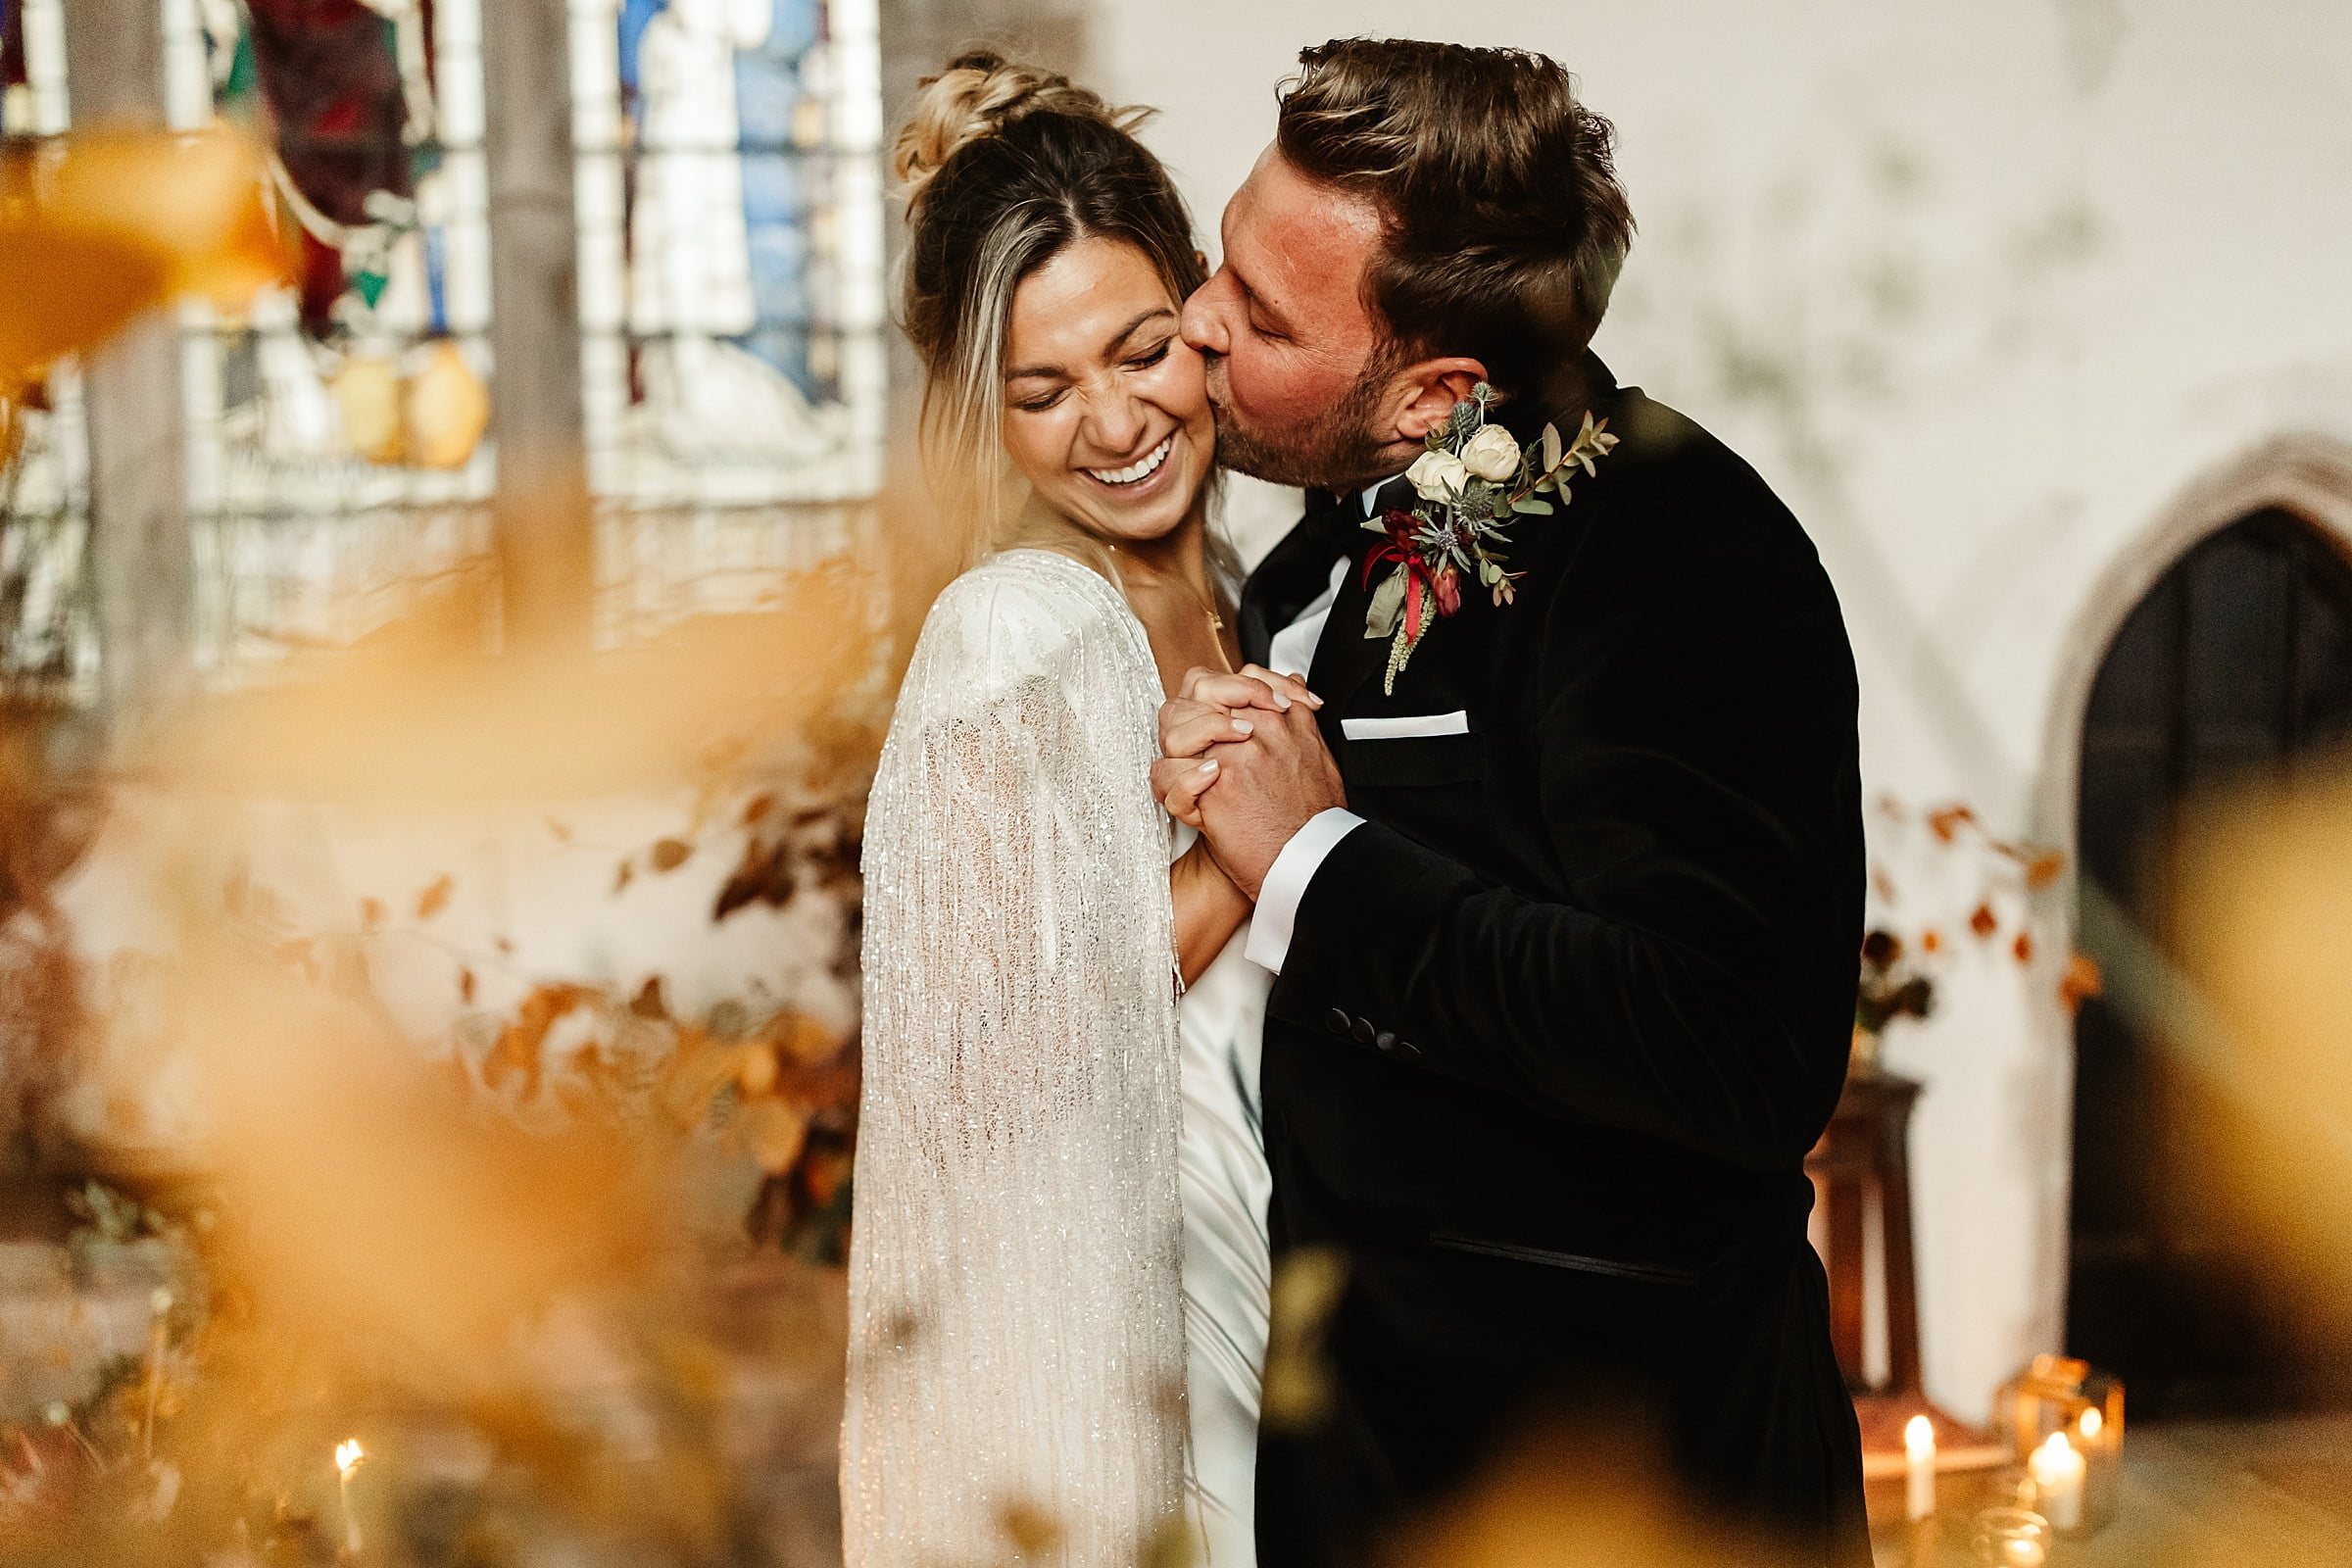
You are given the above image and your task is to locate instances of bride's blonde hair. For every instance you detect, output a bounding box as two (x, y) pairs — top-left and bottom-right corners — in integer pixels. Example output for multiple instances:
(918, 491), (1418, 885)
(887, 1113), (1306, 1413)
(895, 51), (1207, 563)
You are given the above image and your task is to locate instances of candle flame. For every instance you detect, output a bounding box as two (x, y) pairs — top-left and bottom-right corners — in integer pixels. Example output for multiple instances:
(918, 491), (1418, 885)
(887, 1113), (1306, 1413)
(334, 1439), (365, 1474)
(1904, 1414), (1935, 1456)
(2030, 1429), (2082, 1478)
(2079, 1406), (2103, 1440)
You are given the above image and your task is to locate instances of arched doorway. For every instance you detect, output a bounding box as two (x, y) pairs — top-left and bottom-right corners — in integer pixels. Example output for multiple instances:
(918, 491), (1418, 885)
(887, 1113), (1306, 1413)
(2069, 507), (2352, 1415)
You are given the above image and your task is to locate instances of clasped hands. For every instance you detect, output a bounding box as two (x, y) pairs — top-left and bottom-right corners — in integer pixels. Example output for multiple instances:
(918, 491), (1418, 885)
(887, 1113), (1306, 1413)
(1152, 664), (1347, 900)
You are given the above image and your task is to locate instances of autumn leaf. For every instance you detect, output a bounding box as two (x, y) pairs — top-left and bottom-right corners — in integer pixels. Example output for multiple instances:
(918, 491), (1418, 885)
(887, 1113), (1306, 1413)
(1928, 805), (1977, 843)
(2013, 932), (2035, 964)
(1921, 928), (1943, 955)
(660, 1024), (737, 1125)
(459, 967), (476, 1004)
(742, 793), (776, 826)
(2060, 953), (2104, 1013)
(482, 983), (598, 1102)
(770, 1011), (840, 1068)
(2021, 849), (2067, 890)
(0, 125), (293, 390)
(614, 860), (634, 894)
(735, 1043), (779, 1100)
(360, 897), (385, 928)
(1970, 904), (1998, 939)
(649, 839), (691, 873)
(715, 837), (794, 920)
(629, 976), (668, 1019)
(416, 874), (454, 920)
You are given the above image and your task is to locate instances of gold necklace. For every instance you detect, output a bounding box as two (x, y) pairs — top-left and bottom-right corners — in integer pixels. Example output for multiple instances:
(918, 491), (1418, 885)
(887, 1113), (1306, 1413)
(1115, 548), (1234, 674)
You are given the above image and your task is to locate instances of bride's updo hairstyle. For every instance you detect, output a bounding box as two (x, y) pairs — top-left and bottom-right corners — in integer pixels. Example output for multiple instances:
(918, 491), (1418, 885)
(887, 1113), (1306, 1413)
(895, 51), (1205, 554)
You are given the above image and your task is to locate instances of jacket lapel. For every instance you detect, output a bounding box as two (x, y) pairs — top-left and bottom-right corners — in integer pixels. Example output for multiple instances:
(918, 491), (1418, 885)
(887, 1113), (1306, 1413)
(1309, 355), (1629, 720)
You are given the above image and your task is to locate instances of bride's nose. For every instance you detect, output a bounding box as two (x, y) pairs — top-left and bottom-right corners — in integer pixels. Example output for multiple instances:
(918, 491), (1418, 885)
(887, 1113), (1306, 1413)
(1083, 383), (1149, 459)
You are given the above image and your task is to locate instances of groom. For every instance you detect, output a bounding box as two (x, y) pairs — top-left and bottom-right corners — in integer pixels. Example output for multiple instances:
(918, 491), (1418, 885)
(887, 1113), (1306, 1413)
(1158, 38), (1871, 1568)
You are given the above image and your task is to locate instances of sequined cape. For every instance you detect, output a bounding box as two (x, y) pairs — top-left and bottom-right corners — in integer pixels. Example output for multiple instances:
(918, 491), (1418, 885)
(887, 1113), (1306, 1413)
(843, 549), (1189, 1566)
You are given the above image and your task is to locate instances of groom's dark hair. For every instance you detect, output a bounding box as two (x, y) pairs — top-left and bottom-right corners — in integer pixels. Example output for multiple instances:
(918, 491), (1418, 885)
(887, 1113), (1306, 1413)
(1277, 39), (1634, 401)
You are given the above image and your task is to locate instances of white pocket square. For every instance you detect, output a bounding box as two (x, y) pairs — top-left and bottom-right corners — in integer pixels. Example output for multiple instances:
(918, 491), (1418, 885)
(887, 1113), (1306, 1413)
(1342, 710), (1471, 741)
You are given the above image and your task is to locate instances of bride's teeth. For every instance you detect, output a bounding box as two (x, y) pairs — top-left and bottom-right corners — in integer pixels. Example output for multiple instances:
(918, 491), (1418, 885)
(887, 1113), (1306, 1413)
(1089, 435), (1173, 486)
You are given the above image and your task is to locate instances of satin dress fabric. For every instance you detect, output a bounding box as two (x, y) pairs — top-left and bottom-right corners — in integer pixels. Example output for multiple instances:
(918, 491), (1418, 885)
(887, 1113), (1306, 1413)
(1172, 822), (1274, 1568)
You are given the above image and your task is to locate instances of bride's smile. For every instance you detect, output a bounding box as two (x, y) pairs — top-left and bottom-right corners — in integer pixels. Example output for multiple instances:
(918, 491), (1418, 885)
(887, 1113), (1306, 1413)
(999, 235), (1215, 546)
(1085, 430), (1174, 489)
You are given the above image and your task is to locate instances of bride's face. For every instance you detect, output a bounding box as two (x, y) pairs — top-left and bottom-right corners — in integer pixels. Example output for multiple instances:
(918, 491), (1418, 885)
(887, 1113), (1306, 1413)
(1001, 236), (1213, 546)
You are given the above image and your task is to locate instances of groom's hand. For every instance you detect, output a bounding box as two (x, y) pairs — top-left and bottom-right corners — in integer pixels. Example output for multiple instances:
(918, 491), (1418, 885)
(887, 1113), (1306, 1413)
(1153, 665), (1322, 831)
(1156, 687), (1346, 901)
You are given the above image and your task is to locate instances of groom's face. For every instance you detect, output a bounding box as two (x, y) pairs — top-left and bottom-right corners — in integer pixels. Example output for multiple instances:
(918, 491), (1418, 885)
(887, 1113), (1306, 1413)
(1180, 150), (1396, 491)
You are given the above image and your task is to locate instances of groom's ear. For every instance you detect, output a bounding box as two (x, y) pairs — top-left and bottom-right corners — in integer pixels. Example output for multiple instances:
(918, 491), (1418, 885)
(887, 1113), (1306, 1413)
(1386, 359), (1491, 442)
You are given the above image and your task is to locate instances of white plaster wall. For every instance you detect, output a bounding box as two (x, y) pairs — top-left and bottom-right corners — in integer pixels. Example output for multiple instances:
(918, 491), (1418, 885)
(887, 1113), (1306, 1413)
(1090, 0), (2352, 1421)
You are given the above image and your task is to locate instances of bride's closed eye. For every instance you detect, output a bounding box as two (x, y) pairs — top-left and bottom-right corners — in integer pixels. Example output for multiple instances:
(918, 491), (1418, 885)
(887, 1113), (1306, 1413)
(1124, 339), (1173, 371)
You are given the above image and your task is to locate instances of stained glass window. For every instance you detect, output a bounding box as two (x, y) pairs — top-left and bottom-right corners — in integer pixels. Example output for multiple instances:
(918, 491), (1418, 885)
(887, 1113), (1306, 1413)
(571, 0), (887, 635)
(167, 0), (497, 680)
(0, 0), (95, 706)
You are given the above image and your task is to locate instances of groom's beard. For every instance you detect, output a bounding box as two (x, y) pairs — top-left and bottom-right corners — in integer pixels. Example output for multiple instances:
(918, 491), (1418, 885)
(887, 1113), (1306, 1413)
(1207, 354), (1398, 493)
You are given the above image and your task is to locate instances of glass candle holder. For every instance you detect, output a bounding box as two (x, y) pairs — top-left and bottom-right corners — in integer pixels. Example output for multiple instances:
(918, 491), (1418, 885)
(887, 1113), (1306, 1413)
(1971, 1507), (2052, 1568)
(1993, 1354), (2123, 1534)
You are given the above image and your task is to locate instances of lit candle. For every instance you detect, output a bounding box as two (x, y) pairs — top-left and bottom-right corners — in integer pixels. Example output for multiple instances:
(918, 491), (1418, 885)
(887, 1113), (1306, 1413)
(2001, 1531), (2048, 1568)
(334, 1440), (365, 1555)
(1904, 1413), (1936, 1522)
(2079, 1405), (2103, 1443)
(2029, 1430), (2085, 1530)
(142, 1288), (172, 1459)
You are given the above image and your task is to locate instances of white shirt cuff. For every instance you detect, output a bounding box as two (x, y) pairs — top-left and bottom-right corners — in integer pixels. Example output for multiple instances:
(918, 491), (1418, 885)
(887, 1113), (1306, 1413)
(1244, 808), (1366, 974)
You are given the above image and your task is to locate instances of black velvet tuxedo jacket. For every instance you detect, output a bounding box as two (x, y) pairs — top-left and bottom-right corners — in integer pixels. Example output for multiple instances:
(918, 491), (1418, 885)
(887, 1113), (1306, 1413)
(1239, 359), (1870, 1567)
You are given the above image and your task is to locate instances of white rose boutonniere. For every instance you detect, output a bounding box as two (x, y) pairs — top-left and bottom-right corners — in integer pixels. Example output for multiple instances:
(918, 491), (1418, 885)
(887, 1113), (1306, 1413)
(1405, 449), (1469, 501)
(1359, 383), (1619, 693)
(1457, 423), (1522, 481)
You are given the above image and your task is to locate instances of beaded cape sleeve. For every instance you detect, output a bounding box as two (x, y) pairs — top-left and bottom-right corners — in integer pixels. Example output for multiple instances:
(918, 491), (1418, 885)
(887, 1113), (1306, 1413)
(842, 549), (1188, 1566)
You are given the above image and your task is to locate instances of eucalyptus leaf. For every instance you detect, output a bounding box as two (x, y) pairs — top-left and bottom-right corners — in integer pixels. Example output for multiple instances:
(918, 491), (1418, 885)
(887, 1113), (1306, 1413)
(1541, 422), (1563, 472)
(1365, 567), (1407, 638)
(1513, 497), (1554, 514)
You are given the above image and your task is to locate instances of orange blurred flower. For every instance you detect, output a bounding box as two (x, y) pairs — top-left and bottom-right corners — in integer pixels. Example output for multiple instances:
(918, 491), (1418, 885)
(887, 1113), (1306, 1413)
(0, 124), (294, 392)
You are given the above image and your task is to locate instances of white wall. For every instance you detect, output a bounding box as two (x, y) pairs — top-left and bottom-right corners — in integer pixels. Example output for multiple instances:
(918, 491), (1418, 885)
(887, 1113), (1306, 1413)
(1091, 0), (2352, 1421)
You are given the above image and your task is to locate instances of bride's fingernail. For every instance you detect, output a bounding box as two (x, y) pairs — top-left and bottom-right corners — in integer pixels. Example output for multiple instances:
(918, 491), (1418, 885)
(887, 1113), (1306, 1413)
(1198, 760), (1219, 775)
(1232, 718), (1254, 736)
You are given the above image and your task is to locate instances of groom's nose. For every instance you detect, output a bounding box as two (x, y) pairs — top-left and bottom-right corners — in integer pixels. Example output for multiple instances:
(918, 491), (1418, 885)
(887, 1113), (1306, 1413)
(1181, 273), (1232, 359)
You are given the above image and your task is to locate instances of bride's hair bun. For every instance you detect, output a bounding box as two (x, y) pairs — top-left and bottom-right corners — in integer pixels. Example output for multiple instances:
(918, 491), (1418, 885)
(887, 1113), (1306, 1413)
(894, 50), (1144, 213)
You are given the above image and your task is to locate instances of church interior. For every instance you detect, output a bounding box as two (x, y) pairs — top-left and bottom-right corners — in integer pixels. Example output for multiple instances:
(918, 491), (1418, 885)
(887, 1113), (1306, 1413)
(3, 0), (2350, 1562)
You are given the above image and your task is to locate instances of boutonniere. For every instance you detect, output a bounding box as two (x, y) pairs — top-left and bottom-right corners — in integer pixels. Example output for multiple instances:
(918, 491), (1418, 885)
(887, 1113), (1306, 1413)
(1362, 383), (1617, 693)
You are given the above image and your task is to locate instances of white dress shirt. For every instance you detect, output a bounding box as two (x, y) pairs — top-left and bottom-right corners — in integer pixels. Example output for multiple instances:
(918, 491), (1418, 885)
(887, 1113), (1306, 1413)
(1242, 479), (1399, 973)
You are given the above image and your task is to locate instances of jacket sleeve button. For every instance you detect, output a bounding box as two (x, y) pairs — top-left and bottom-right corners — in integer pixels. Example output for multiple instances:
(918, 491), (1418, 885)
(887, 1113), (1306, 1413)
(1374, 1031), (1398, 1054)
(1323, 1008), (1351, 1038)
(1399, 1041), (1422, 1058)
(1350, 1016), (1378, 1046)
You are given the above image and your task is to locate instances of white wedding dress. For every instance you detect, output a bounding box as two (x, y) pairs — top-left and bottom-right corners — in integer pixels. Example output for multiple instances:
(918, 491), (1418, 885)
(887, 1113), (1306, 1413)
(845, 548), (1272, 1568)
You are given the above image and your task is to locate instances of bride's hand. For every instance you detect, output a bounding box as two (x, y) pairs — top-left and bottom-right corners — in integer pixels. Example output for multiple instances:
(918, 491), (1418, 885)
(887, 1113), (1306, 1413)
(1157, 753), (1223, 830)
(1178, 663), (1322, 714)
(1156, 665), (1322, 827)
(1158, 665), (1321, 765)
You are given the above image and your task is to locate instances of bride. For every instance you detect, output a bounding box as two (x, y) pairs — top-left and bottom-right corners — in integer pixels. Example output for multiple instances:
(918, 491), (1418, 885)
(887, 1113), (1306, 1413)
(843, 52), (1289, 1568)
